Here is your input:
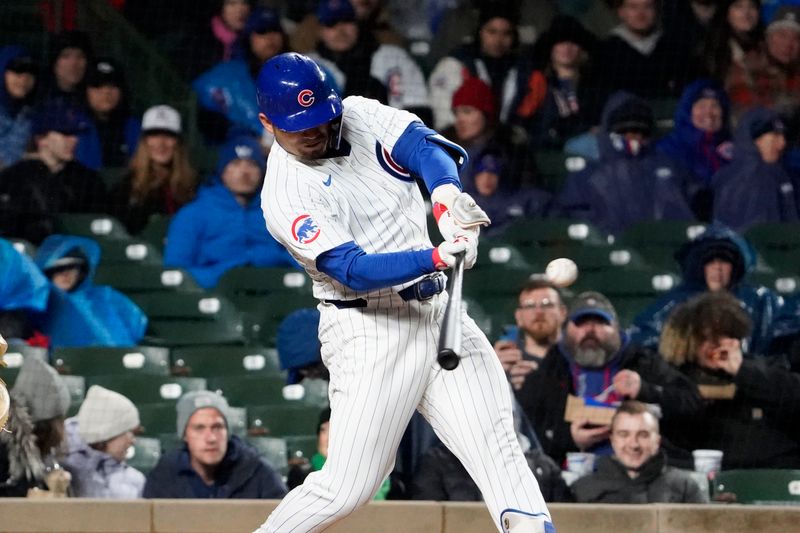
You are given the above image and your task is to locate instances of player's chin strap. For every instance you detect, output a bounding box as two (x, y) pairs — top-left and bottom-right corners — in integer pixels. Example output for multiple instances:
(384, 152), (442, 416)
(500, 510), (557, 533)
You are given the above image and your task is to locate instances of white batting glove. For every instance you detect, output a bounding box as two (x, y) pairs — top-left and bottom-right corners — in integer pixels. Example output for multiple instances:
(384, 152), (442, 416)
(433, 202), (480, 242)
(433, 233), (478, 270)
(431, 184), (491, 230)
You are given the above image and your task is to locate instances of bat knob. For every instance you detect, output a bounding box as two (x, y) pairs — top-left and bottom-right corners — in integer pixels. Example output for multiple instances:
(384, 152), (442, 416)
(437, 349), (460, 371)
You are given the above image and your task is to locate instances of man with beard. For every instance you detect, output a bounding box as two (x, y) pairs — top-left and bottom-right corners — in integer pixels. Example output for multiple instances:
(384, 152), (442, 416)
(515, 291), (702, 465)
(494, 279), (567, 390)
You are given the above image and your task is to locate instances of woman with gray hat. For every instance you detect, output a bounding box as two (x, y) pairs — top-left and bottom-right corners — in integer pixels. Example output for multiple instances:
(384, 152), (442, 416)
(62, 385), (145, 498)
(0, 356), (70, 497)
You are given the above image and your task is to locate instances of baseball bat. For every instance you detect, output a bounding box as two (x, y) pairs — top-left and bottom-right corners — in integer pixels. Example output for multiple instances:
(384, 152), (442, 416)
(437, 252), (464, 371)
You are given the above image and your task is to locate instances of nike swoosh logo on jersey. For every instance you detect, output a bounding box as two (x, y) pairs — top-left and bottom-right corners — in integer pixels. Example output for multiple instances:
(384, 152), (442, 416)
(323, 175), (332, 187)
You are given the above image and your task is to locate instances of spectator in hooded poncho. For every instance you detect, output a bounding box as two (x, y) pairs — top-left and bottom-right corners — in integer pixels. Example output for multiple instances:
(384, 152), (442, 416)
(33, 234), (147, 348)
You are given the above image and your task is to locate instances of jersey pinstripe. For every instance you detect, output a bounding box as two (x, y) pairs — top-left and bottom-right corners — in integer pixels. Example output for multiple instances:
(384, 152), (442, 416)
(262, 96), (433, 302)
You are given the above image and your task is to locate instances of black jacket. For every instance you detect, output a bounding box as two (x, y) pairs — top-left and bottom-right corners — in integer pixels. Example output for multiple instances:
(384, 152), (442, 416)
(410, 443), (572, 503)
(673, 359), (800, 469)
(571, 452), (707, 503)
(143, 436), (287, 499)
(515, 342), (702, 465)
(0, 159), (108, 244)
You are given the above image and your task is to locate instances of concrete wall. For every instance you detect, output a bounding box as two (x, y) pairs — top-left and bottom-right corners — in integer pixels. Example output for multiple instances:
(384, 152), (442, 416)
(1, 500), (799, 532)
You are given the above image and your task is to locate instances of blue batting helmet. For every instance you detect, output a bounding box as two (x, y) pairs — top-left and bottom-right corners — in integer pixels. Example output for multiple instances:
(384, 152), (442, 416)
(256, 52), (343, 132)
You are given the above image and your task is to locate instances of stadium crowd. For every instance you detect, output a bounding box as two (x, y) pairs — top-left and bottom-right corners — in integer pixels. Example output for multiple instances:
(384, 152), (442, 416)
(2, 0), (800, 506)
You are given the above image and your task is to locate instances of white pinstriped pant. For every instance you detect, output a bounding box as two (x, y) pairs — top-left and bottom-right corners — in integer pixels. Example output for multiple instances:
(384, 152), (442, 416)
(255, 292), (550, 533)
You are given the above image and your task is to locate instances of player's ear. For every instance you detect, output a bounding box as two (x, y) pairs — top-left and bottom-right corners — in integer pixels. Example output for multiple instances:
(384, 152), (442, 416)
(259, 113), (275, 135)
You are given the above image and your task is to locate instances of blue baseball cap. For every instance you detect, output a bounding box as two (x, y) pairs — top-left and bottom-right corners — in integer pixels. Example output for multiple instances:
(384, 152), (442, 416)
(317, 0), (356, 26)
(475, 151), (505, 175)
(32, 100), (90, 136)
(216, 134), (266, 176)
(245, 6), (283, 36)
(568, 291), (617, 324)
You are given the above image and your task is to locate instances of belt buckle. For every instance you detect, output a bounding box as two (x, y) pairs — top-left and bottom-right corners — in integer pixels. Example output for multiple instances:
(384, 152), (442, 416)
(414, 273), (444, 301)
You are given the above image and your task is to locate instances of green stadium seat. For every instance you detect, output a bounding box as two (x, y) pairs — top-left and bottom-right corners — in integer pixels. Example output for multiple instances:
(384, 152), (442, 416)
(137, 403), (177, 436)
(285, 435), (319, 462)
(543, 244), (649, 273)
(247, 404), (322, 437)
(55, 213), (131, 240)
(217, 266), (313, 298)
(496, 218), (607, 247)
(227, 406), (248, 438)
(745, 222), (800, 249)
(94, 264), (202, 294)
(131, 293), (250, 346)
(463, 269), (535, 299)
(746, 272), (800, 295)
(535, 150), (588, 192)
(234, 293), (318, 347)
(126, 436), (161, 474)
(617, 220), (707, 269)
(98, 166), (128, 189)
(158, 433), (183, 453)
(86, 375), (206, 404)
(52, 346), (170, 376)
(713, 469), (800, 505)
(473, 242), (542, 271)
(0, 345), (49, 387)
(98, 239), (163, 266)
(462, 297), (495, 339)
(171, 345), (282, 377)
(246, 437), (289, 474)
(138, 214), (171, 251)
(573, 268), (680, 298)
(62, 375), (86, 417)
(207, 375), (287, 406)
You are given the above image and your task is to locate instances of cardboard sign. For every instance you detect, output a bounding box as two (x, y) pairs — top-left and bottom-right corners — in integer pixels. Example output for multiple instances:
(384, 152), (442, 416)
(563, 394), (616, 426)
(698, 384), (737, 400)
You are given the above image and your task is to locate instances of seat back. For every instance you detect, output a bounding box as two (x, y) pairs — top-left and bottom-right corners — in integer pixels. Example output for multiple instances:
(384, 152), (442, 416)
(713, 469), (800, 505)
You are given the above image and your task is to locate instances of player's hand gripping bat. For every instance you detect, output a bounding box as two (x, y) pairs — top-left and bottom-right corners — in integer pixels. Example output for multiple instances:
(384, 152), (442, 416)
(437, 252), (464, 370)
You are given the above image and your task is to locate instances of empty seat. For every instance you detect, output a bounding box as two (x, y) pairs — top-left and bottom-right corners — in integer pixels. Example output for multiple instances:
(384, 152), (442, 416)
(55, 213), (130, 240)
(138, 214), (171, 251)
(543, 244), (648, 273)
(207, 375), (287, 406)
(247, 404), (323, 437)
(52, 346), (170, 376)
(496, 218), (607, 247)
(137, 402), (178, 436)
(0, 345), (48, 387)
(618, 220), (707, 269)
(126, 437), (161, 474)
(217, 266), (313, 298)
(246, 437), (289, 475)
(171, 345), (282, 377)
(713, 469), (800, 505)
(284, 435), (319, 462)
(473, 242), (541, 271)
(86, 375), (206, 404)
(98, 239), (163, 266)
(94, 264), (201, 294)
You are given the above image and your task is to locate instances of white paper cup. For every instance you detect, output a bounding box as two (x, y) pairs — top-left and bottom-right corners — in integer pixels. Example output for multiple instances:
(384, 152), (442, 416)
(693, 449), (723, 475)
(566, 452), (595, 477)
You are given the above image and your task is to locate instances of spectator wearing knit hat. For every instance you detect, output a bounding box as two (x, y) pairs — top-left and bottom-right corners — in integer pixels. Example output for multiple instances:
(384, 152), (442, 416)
(442, 77), (537, 190)
(62, 386), (145, 498)
(164, 134), (296, 289)
(0, 356), (70, 497)
(553, 91), (696, 236)
(712, 106), (798, 230)
(144, 390), (287, 499)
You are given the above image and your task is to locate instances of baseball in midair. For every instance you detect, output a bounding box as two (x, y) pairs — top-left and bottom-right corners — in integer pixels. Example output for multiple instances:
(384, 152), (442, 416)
(545, 258), (578, 288)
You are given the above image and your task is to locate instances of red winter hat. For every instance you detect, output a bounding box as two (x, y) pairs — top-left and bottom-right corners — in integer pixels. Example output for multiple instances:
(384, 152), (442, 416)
(452, 77), (497, 119)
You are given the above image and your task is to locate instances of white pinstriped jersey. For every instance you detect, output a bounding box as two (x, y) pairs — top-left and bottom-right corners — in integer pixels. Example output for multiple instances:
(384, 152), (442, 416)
(261, 96), (434, 302)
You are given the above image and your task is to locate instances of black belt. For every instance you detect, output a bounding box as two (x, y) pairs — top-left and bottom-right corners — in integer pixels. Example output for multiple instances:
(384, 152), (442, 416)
(326, 273), (445, 309)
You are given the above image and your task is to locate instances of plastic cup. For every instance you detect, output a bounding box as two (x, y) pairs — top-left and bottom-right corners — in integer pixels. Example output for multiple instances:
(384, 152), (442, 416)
(692, 449), (723, 475)
(566, 452), (595, 477)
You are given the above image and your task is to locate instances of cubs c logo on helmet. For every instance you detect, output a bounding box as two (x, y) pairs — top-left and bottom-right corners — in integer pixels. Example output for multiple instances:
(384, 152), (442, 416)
(292, 214), (321, 244)
(297, 89), (315, 108)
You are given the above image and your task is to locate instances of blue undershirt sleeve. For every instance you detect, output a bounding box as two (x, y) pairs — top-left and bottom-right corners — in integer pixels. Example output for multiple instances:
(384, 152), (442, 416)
(391, 122), (464, 194)
(316, 241), (437, 291)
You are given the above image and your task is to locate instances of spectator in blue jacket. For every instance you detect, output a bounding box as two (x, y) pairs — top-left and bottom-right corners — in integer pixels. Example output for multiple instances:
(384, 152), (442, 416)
(0, 238), (50, 342)
(193, 6), (289, 145)
(144, 390), (287, 499)
(553, 91), (696, 236)
(0, 46), (37, 169)
(630, 223), (791, 356)
(33, 234), (147, 348)
(657, 79), (733, 221)
(712, 106), (798, 230)
(164, 134), (296, 289)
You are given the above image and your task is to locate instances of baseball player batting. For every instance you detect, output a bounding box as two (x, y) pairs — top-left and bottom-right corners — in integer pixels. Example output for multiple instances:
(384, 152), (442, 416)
(253, 53), (554, 533)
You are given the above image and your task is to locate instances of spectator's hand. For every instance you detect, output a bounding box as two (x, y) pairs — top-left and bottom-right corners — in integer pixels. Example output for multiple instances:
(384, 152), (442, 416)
(494, 340), (522, 371)
(612, 369), (642, 398)
(509, 360), (538, 390)
(570, 419), (610, 451)
(704, 337), (743, 376)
